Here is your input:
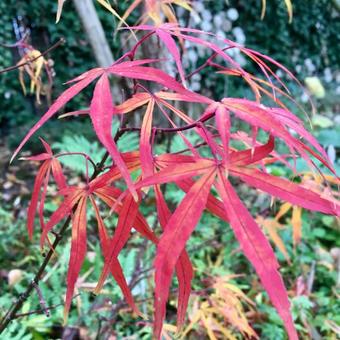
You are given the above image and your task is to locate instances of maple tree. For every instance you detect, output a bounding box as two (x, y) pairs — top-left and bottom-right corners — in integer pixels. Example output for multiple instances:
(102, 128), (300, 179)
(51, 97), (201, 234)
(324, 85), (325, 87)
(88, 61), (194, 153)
(1, 1), (339, 339)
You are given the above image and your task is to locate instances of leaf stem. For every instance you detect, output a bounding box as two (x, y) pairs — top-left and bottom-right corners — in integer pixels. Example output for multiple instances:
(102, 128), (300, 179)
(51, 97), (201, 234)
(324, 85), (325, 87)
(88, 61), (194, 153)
(120, 111), (215, 134)
(55, 152), (97, 171)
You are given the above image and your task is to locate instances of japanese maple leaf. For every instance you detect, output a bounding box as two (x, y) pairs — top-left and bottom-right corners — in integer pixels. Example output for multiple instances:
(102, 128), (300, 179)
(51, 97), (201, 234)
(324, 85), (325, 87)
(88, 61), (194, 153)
(131, 141), (339, 339)
(22, 138), (66, 238)
(126, 23), (308, 104)
(114, 90), (210, 177)
(59, 89), (211, 167)
(198, 98), (336, 176)
(36, 152), (156, 320)
(93, 162), (195, 331)
(118, 0), (192, 27)
(11, 59), (209, 198)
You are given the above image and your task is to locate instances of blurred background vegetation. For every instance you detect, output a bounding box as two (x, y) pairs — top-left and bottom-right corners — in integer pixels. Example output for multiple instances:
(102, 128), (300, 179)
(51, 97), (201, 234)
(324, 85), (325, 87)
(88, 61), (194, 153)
(0, 1), (339, 339)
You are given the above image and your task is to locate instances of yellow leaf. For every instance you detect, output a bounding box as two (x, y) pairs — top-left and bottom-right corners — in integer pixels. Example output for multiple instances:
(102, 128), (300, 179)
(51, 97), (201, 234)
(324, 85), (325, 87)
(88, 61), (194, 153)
(28, 50), (44, 93)
(17, 49), (47, 104)
(161, 3), (177, 25)
(200, 313), (217, 340)
(18, 67), (26, 96)
(214, 320), (237, 340)
(292, 206), (302, 246)
(172, 0), (192, 12)
(211, 276), (258, 338)
(275, 202), (292, 221)
(259, 216), (290, 262)
(180, 309), (202, 339)
(56, 0), (66, 23)
(261, 0), (293, 22)
(162, 323), (178, 333)
(120, 0), (192, 27)
(96, 0), (136, 39)
(261, 0), (267, 20)
(284, 0), (293, 23)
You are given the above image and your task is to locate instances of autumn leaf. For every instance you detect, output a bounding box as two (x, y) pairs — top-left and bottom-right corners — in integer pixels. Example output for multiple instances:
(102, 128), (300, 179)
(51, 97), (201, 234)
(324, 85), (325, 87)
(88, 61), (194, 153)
(11, 69), (104, 163)
(153, 169), (216, 338)
(94, 193), (140, 294)
(215, 170), (298, 340)
(64, 196), (87, 321)
(154, 185), (194, 330)
(23, 139), (66, 238)
(56, 0), (66, 23)
(90, 73), (138, 200)
(261, 0), (293, 22)
(90, 196), (140, 314)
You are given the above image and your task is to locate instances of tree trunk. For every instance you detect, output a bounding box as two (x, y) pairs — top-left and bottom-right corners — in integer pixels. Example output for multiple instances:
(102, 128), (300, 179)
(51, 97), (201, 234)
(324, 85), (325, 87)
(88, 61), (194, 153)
(72, 0), (114, 68)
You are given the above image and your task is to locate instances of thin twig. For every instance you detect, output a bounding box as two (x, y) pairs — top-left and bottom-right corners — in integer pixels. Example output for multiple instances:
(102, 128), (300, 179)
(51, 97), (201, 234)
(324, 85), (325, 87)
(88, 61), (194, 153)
(0, 38), (65, 75)
(13, 294), (81, 319)
(32, 280), (50, 317)
(120, 110), (215, 135)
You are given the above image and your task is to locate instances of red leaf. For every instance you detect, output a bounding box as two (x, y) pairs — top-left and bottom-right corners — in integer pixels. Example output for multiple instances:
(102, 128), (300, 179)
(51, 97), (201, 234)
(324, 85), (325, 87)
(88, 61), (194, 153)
(41, 189), (83, 247)
(140, 99), (155, 178)
(155, 155), (230, 222)
(230, 135), (275, 166)
(176, 178), (230, 222)
(156, 27), (186, 85)
(296, 140), (338, 177)
(51, 158), (67, 189)
(214, 171), (298, 340)
(109, 64), (208, 103)
(94, 193), (139, 294)
(115, 92), (150, 114)
(230, 166), (340, 215)
(90, 196), (140, 314)
(64, 196), (87, 320)
(265, 107), (329, 161)
(222, 99), (297, 149)
(136, 159), (216, 189)
(38, 167), (51, 232)
(157, 90), (210, 104)
(215, 103), (230, 163)
(40, 137), (53, 155)
(90, 73), (137, 200)
(94, 186), (158, 244)
(222, 98), (332, 171)
(11, 69), (103, 162)
(22, 153), (51, 162)
(154, 185), (193, 329)
(155, 153), (197, 167)
(153, 169), (216, 339)
(90, 152), (141, 190)
(27, 161), (50, 239)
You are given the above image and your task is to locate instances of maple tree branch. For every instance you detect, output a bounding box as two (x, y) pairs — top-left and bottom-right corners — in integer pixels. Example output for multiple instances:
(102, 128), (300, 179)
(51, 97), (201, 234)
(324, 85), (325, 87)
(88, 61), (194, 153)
(185, 46), (234, 81)
(11, 294), (80, 320)
(0, 38), (65, 75)
(0, 129), (128, 334)
(0, 31), (29, 48)
(120, 111), (215, 135)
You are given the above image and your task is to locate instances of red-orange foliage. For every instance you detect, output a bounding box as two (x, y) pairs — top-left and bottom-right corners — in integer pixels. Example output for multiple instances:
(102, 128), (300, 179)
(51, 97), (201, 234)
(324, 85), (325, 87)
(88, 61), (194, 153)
(14, 20), (339, 340)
